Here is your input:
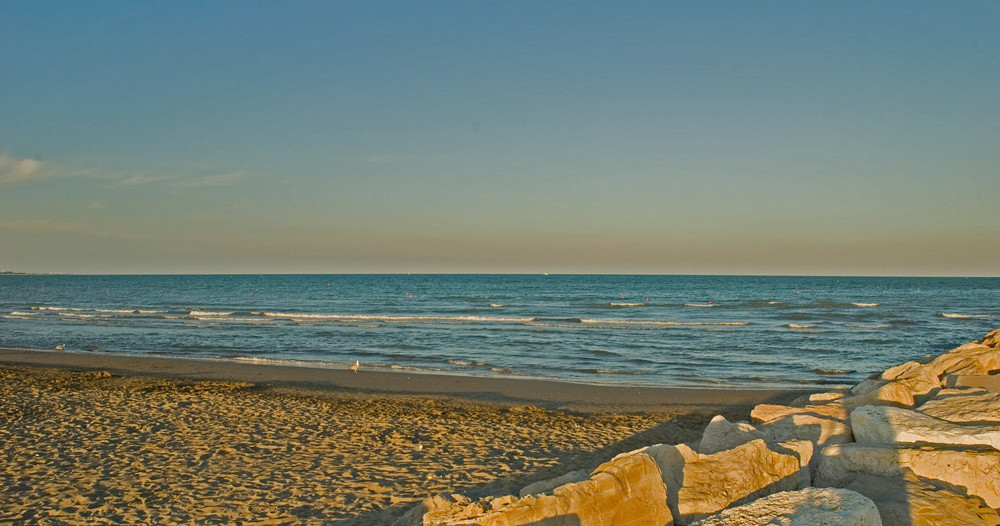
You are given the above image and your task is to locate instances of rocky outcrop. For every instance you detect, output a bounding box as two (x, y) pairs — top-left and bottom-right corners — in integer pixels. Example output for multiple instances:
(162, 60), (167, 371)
(851, 405), (1000, 449)
(396, 451), (671, 526)
(750, 403), (852, 466)
(816, 443), (1000, 508)
(397, 328), (1000, 526)
(832, 471), (1000, 526)
(690, 487), (882, 526)
(978, 328), (1000, 347)
(916, 388), (1000, 423)
(672, 439), (803, 524)
(697, 414), (767, 455)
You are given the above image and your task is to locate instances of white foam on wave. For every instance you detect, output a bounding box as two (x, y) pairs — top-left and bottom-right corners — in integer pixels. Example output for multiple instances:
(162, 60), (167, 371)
(260, 312), (536, 323)
(684, 303), (715, 308)
(578, 319), (748, 327)
(490, 304), (505, 308)
(610, 302), (646, 307)
(189, 310), (234, 317)
(939, 313), (989, 319)
(845, 323), (890, 329)
(787, 323), (817, 329)
(852, 302), (879, 307)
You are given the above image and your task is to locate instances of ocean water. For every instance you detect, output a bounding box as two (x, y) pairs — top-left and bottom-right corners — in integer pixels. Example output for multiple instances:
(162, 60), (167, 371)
(1, 274), (997, 388)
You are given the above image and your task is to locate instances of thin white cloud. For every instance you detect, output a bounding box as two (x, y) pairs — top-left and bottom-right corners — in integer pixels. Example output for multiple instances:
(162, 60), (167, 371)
(0, 153), (248, 190)
(0, 154), (46, 186)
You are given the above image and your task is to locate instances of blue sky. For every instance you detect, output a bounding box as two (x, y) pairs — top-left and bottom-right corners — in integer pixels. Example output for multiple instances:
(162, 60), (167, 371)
(1, 1), (997, 275)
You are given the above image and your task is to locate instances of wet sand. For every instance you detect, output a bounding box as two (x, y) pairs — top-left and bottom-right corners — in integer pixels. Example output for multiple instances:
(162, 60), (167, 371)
(0, 349), (807, 525)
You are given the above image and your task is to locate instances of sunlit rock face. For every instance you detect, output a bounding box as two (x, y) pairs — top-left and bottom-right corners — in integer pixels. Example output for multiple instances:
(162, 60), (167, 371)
(850, 405), (1000, 450)
(690, 487), (882, 526)
(397, 329), (1000, 526)
(816, 443), (1000, 509)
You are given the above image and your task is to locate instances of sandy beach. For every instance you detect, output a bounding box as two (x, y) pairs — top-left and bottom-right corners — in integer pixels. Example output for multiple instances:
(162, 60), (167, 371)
(0, 349), (805, 524)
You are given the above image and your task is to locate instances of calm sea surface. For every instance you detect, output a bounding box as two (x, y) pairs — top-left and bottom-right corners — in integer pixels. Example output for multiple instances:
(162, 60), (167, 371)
(1, 274), (997, 388)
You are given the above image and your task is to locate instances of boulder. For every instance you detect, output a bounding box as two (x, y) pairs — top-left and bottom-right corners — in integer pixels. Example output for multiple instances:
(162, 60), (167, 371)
(689, 487), (882, 526)
(916, 388), (1000, 423)
(396, 451), (671, 525)
(844, 380), (916, 407)
(789, 388), (850, 407)
(851, 405), (1000, 450)
(394, 493), (487, 526)
(880, 361), (940, 395)
(753, 403), (849, 423)
(697, 415), (767, 455)
(815, 442), (1000, 508)
(673, 439), (803, 524)
(945, 374), (1000, 394)
(751, 404), (853, 462)
(927, 343), (1000, 379)
(979, 328), (1000, 348)
(834, 471), (1000, 526)
(518, 470), (589, 498)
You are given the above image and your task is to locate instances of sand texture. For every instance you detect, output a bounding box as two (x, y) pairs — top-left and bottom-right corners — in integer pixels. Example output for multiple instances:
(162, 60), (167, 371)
(0, 362), (767, 525)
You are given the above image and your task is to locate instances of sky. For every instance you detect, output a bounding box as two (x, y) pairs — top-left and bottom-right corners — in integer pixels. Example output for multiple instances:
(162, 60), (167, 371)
(1, 1), (998, 275)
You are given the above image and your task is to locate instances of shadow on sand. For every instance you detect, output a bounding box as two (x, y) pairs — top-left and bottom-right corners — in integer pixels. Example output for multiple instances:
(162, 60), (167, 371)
(341, 391), (804, 526)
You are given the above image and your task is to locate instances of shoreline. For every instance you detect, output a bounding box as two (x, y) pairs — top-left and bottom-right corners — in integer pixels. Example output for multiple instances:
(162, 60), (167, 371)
(0, 348), (809, 413)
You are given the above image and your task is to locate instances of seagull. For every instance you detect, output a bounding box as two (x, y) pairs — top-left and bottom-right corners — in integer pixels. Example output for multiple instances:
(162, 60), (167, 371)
(55, 344), (65, 351)
(349, 360), (360, 373)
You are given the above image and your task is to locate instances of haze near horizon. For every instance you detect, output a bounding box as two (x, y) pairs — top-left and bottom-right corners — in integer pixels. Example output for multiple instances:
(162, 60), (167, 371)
(1, 2), (997, 276)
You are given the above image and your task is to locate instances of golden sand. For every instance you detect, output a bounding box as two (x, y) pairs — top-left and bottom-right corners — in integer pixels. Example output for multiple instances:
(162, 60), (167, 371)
(0, 364), (747, 525)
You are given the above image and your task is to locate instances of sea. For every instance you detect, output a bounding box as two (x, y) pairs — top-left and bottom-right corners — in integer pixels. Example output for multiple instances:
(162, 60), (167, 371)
(1, 274), (997, 389)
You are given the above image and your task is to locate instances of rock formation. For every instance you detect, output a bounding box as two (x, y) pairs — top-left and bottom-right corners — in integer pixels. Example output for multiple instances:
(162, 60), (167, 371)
(395, 328), (1000, 526)
(689, 487), (881, 526)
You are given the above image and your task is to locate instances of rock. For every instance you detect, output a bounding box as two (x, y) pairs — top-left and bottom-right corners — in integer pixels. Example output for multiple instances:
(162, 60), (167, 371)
(698, 415), (767, 455)
(674, 439), (803, 524)
(843, 380), (916, 407)
(753, 403), (850, 423)
(927, 343), (1000, 379)
(835, 471), (1000, 526)
(422, 451), (672, 526)
(394, 493), (484, 526)
(851, 405), (1000, 449)
(639, 443), (699, 520)
(751, 404), (853, 462)
(689, 487), (882, 526)
(979, 328), (1000, 347)
(815, 442), (1000, 508)
(880, 361), (940, 395)
(945, 374), (1000, 394)
(518, 470), (589, 498)
(917, 388), (1000, 423)
(774, 439), (814, 490)
(789, 388), (850, 407)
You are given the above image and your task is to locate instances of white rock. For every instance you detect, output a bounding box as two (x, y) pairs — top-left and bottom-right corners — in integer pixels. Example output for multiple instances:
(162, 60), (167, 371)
(834, 471), (1000, 526)
(916, 388), (1000, 423)
(816, 442), (1000, 508)
(674, 439), (803, 525)
(690, 487), (882, 526)
(698, 415), (767, 455)
(851, 405), (1000, 449)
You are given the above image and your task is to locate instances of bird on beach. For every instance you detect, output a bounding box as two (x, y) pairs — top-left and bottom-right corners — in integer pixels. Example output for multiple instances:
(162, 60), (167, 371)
(55, 344), (65, 351)
(349, 360), (360, 373)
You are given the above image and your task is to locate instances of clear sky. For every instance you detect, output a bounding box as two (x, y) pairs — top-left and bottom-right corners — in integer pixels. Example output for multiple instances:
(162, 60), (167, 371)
(1, 1), (997, 275)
